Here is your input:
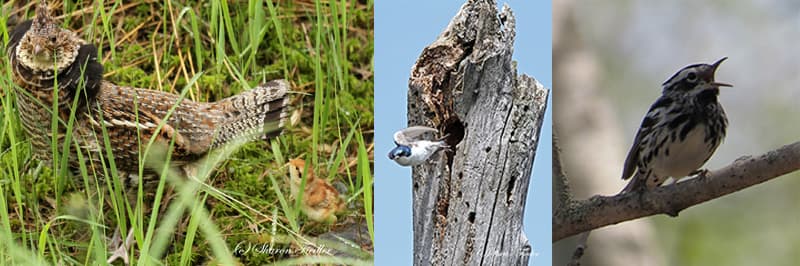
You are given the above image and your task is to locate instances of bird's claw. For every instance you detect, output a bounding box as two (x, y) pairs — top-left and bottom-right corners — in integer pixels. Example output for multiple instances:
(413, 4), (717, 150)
(689, 169), (711, 178)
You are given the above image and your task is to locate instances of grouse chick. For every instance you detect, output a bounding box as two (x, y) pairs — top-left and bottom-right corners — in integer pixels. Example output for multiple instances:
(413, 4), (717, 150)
(287, 158), (344, 223)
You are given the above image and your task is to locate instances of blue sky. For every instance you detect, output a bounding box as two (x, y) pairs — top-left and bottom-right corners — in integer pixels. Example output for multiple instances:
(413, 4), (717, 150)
(374, 1), (552, 265)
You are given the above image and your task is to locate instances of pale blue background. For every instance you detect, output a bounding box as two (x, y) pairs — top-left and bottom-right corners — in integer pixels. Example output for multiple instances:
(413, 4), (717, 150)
(375, 1), (552, 265)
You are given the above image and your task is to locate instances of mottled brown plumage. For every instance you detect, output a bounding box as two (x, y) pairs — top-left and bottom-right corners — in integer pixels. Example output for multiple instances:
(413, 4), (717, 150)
(287, 159), (344, 223)
(9, 3), (291, 263)
(9, 3), (290, 182)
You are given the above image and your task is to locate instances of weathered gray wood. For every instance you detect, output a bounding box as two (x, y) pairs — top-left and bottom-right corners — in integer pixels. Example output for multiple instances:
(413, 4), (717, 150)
(407, 1), (549, 265)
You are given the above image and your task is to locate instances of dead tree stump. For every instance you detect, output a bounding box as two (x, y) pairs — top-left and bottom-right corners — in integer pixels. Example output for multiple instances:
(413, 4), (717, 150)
(407, 0), (549, 265)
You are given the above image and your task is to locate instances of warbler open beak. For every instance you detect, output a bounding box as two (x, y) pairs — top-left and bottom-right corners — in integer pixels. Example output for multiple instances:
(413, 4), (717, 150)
(710, 57), (732, 87)
(711, 57), (727, 69)
(711, 82), (732, 87)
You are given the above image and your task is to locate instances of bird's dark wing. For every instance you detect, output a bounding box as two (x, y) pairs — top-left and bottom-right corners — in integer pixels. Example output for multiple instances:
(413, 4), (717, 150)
(621, 97), (667, 180)
(621, 128), (645, 181)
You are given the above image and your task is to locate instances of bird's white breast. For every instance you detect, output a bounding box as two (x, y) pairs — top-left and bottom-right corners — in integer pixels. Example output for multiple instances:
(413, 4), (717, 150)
(650, 124), (715, 179)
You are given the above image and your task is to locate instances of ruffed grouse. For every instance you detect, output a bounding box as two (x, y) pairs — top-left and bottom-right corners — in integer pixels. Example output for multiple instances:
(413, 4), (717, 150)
(8, 2), (290, 264)
(9, 3), (289, 181)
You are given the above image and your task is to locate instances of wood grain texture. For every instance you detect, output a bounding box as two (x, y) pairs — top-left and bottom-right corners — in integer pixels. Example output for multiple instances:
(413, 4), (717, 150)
(407, 0), (549, 264)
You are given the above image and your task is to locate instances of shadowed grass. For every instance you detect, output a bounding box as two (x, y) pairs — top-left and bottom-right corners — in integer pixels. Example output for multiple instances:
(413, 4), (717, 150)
(0, 0), (373, 264)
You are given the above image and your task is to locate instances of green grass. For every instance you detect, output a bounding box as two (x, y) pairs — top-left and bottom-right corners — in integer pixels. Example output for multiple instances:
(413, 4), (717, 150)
(0, 0), (373, 265)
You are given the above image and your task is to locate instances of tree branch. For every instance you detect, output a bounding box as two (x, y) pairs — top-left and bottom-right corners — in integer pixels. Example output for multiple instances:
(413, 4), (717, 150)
(554, 141), (800, 241)
(552, 131), (572, 211)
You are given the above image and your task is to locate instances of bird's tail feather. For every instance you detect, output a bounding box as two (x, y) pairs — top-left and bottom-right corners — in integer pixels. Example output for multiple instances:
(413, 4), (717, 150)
(210, 80), (290, 148)
(620, 172), (644, 194)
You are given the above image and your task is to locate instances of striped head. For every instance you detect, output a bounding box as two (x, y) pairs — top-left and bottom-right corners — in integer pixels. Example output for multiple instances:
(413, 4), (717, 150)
(661, 57), (732, 100)
(15, 1), (83, 73)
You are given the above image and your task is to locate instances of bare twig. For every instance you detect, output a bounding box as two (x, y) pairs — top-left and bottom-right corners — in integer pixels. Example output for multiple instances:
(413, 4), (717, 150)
(567, 231), (590, 266)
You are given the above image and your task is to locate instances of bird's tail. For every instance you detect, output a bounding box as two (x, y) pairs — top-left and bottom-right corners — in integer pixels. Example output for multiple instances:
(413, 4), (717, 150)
(620, 172), (645, 194)
(210, 80), (290, 148)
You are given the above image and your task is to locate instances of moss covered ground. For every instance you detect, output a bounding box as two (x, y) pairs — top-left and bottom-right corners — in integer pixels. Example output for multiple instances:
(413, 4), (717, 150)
(0, 0), (373, 264)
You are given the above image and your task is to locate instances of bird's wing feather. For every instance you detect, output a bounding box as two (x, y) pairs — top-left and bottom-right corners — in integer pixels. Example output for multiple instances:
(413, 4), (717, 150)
(92, 84), (214, 163)
(621, 130), (644, 181)
(621, 103), (662, 180)
(394, 126), (438, 145)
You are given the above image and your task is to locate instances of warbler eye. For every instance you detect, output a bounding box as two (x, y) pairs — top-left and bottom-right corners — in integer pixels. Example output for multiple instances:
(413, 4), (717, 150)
(686, 72), (698, 82)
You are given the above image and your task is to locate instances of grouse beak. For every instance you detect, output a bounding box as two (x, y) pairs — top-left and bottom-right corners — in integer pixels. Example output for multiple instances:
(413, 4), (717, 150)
(34, 44), (43, 56)
(710, 57), (732, 88)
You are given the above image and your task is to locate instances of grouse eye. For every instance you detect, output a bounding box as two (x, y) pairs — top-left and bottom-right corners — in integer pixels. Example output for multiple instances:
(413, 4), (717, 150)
(50, 36), (57, 43)
(686, 72), (698, 82)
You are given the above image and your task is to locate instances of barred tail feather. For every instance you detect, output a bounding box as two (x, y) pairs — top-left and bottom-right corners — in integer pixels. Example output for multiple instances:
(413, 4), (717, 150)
(210, 80), (290, 148)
